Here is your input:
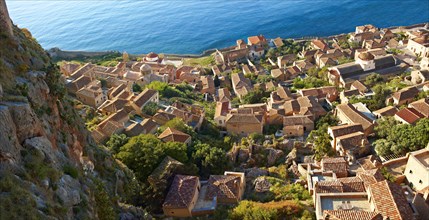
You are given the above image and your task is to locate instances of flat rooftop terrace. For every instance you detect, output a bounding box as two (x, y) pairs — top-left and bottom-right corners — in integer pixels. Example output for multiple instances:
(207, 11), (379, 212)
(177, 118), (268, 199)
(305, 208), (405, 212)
(414, 151), (429, 167)
(321, 195), (370, 211)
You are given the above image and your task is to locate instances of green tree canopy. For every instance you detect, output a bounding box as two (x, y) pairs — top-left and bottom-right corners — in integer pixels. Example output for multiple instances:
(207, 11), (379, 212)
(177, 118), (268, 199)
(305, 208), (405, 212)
(116, 134), (190, 181)
(106, 133), (129, 155)
(192, 143), (228, 176)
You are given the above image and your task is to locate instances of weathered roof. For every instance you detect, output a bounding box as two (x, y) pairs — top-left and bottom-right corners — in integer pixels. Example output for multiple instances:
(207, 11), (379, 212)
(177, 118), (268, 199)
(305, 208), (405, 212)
(283, 115), (313, 126)
(163, 175), (199, 208)
(356, 155), (382, 171)
(329, 123), (364, 138)
(335, 62), (364, 77)
(351, 80), (368, 93)
(373, 106), (398, 117)
(225, 113), (263, 124)
(336, 131), (367, 152)
(368, 180), (415, 220)
(356, 168), (385, 188)
(272, 37), (284, 48)
(409, 98), (429, 117)
(392, 87), (419, 103)
(336, 103), (373, 132)
(133, 88), (158, 108)
(321, 157), (348, 177)
(158, 127), (191, 143)
(248, 35), (267, 45)
(323, 210), (383, 220)
(316, 177), (366, 193)
(395, 107), (424, 124)
(312, 39), (329, 51)
(215, 101), (229, 118)
(374, 55), (397, 69)
(271, 68), (285, 79)
(206, 175), (241, 201)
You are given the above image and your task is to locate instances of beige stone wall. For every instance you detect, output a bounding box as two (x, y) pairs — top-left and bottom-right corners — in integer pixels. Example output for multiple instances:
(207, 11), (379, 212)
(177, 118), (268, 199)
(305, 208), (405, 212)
(226, 122), (262, 135)
(405, 156), (429, 191)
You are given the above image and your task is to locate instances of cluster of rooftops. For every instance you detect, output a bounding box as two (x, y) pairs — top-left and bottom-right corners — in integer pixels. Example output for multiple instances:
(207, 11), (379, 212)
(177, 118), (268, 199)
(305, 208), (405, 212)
(59, 22), (429, 219)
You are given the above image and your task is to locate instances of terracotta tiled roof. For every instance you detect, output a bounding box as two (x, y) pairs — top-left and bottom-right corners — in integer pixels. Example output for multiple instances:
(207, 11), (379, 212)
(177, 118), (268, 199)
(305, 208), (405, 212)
(163, 175), (199, 208)
(248, 35), (267, 45)
(395, 107), (424, 124)
(152, 111), (176, 125)
(276, 86), (293, 100)
(316, 177), (365, 193)
(336, 131), (367, 153)
(225, 113), (263, 124)
(321, 157), (348, 178)
(373, 106), (398, 117)
(206, 175), (241, 201)
(133, 88), (158, 108)
(312, 39), (329, 51)
(273, 37), (284, 48)
(215, 101), (229, 117)
(392, 87), (419, 103)
(125, 119), (158, 137)
(336, 103), (373, 132)
(283, 115), (313, 126)
(357, 168), (385, 188)
(158, 127), (191, 144)
(329, 124), (364, 138)
(368, 180), (415, 220)
(409, 98), (429, 117)
(271, 68), (286, 79)
(356, 155), (382, 171)
(299, 86), (337, 99)
(323, 210), (383, 220)
(351, 80), (368, 94)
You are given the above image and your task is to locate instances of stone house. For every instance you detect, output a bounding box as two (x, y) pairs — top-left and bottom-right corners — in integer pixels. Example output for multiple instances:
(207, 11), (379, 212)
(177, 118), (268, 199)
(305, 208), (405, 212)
(130, 88), (159, 115)
(200, 75), (215, 95)
(163, 175), (200, 217)
(214, 101), (230, 127)
(206, 172), (245, 204)
(394, 107), (424, 124)
(408, 98), (429, 118)
(311, 39), (329, 52)
(407, 36), (429, 58)
(158, 127), (192, 146)
(328, 123), (364, 151)
(225, 111), (264, 135)
(76, 83), (106, 108)
(411, 69), (429, 85)
(282, 115), (314, 137)
(247, 35), (268, 60)
(231, 72), (253, 100)
(390, 86), (419, 106)
(404, 148), (429, 191)
(335, 103), (374, 136)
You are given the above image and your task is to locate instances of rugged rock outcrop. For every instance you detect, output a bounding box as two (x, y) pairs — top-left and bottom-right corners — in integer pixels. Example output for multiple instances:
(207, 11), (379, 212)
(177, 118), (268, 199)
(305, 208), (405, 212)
(0, 6), (149, 219)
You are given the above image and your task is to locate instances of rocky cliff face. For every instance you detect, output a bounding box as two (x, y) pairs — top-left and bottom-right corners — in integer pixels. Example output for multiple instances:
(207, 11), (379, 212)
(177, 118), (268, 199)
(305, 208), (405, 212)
(0, 0), (13, 37)
(0, 2), (148, 219)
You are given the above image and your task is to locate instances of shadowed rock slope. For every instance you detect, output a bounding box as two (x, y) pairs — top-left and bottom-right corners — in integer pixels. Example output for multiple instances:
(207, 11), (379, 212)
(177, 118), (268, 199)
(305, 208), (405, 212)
(0, 2), (149, 219)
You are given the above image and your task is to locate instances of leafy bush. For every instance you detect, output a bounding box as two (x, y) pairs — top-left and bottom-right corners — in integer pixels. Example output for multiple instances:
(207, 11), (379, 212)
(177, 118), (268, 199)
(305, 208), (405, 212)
(63, 164), (79, 179)
(106, 134), (129, 155)
(0, 174), (42, 220)
(230, 200), (305, 220)
(142, 101), (159, 116)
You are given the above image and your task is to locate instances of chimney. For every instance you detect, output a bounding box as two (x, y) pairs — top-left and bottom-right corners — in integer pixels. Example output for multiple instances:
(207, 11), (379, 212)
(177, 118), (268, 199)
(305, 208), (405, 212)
(0, 0), (13, 37)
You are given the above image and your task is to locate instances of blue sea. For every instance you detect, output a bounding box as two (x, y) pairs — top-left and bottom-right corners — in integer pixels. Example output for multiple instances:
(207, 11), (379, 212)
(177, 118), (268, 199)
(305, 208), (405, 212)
(6, 0), (429, 54)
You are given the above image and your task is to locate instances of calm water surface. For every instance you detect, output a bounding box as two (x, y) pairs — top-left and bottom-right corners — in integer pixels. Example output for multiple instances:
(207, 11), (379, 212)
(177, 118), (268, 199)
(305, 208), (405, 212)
(6, 0), (429, 54)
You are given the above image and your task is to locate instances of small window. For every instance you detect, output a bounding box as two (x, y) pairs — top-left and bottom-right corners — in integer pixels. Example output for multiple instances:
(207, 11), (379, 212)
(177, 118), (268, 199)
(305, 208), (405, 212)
(419, 180), (423, 184)
(409, 170), (413, 174)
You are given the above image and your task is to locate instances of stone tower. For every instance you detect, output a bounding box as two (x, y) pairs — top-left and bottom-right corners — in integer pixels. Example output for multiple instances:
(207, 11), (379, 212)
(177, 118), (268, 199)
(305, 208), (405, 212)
(0, 0), (13, 37)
